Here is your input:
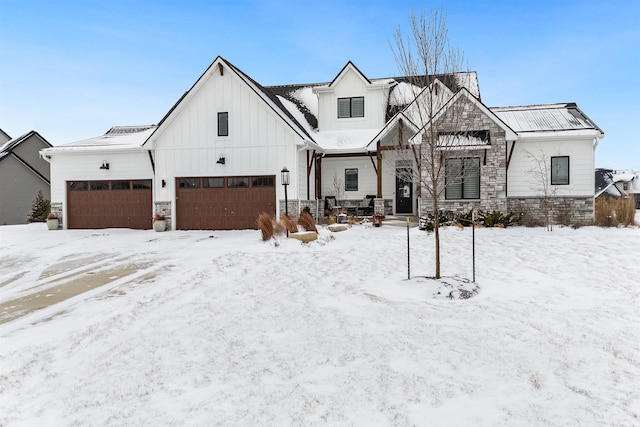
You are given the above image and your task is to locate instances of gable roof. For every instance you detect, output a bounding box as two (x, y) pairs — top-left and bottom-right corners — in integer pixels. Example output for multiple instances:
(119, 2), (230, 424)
(144, 56), (319, 149)
(0, 130), (52, 184)
(1, 130), (52, 161)
(328, 61), (372, 87)
(409, 88), (518, 145)
(491, 103), (604, 137)
(595, 168), (624, 198)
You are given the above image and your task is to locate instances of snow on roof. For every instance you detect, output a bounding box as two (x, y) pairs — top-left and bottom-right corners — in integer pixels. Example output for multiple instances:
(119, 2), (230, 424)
(0, 131), (51, 160)
(491, 103), (603, 135)
(389, 82), (423, 106)
(277, 95), (376, 152)
(45, 126), (157, 153)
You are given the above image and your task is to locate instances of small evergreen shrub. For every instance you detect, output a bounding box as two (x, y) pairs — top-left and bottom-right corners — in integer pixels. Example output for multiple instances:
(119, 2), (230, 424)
(27, 190), (50, 222)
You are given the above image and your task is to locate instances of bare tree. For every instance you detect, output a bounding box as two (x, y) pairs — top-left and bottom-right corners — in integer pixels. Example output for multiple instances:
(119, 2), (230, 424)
(390, 6), (472, 278)
(526, 147), (561, 231)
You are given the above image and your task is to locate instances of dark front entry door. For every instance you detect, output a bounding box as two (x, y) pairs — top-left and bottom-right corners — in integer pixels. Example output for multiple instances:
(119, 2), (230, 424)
(395, 168), (413, 214)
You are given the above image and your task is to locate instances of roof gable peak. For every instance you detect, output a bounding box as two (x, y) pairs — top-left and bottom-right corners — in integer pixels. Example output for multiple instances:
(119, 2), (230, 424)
(328, 61), (372, 87)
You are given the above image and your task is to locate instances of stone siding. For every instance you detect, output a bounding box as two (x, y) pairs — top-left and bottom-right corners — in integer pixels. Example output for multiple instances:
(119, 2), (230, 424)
(507, 196), (594, 226)
(279, 200), (322, 219)
(420, 96), (508, 216)
(50, 202), (63, 229)
(154, 201), (172, 230)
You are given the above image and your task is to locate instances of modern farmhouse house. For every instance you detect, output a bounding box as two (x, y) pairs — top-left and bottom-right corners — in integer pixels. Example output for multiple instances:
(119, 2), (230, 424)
(41, 56), (604, 230)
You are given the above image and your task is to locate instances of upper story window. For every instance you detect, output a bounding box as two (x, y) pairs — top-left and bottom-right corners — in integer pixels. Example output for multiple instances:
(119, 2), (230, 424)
(218, 112), (229, 136)
(337, 97), (364, 118)
(551, 156), (569, 185)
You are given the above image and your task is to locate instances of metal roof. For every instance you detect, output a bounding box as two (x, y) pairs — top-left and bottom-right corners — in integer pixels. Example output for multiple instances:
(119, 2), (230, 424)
(491, 103), (603, 134)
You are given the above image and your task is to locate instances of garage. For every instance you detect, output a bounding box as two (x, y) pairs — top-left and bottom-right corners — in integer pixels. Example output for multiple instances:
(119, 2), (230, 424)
(175, 175), (275, 230)
(67, 179), (153, 229)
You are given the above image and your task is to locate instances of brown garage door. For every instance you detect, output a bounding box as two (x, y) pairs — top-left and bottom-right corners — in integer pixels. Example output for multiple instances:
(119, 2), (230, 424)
(176, 175), (275, 230)
(67, 180), (152, 229)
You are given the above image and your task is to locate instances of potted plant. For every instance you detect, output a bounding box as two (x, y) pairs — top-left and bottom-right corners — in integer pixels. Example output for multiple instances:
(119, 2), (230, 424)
(372, 212), (385, 227)
(153, 213), (166, 232)
(46, 212), (59, 230)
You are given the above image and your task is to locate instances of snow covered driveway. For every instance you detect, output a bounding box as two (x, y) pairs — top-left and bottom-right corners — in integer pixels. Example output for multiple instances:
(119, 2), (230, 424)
(1, 223), (639, 425)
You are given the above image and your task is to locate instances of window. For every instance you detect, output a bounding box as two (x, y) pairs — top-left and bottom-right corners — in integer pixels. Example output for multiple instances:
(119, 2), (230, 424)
(178, 178), (200, 188)
(132, 179), (152, 190)
(69, 181), (88, 191)
(337, 97), (364, 118)
(623, 182), (629, 191)
(203, 177), (225, 188)
(227, 177), (249, 188)
(252, 176), (274, 187)
(111, 181), (131, 190)
(218, 112), (228, 136)
(345, 168), (358, 191)
(445, 158), (480, 200)
(551, 156), (569, 185)
(91, 181), (109, 191)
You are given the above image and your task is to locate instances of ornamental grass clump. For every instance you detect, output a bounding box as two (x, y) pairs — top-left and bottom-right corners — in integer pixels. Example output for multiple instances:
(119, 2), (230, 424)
(298, 211), (317, 232)
(257, 212), (274, 241)
(281, 214), (298, 234)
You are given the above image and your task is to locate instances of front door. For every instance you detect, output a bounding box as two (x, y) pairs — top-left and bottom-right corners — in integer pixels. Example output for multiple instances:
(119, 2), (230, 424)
(395, 163), (413, 214)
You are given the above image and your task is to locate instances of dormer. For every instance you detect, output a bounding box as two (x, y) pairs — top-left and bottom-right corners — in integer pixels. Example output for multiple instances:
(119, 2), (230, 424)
(313, 61), (393, 132)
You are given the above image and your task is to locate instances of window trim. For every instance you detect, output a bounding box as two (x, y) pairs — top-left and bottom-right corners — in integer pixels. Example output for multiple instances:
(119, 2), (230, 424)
(551, 156), (570, 185)
(445, 157), (481, 200)
(337, 97), (364, 118)
(218, 112), (229, 137)
(345, 168), (358, 191)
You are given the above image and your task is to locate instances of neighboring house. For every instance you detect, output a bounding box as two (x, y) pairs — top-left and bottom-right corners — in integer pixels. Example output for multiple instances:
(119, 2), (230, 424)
(0, 131), (53, 225)
(611, 169), (640, 209)
(41, 56), (604, 230)
(595, 168), (625, 199)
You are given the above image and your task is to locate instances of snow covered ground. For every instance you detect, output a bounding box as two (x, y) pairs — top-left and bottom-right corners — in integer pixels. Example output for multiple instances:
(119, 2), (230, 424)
(1, 221), (639, 426)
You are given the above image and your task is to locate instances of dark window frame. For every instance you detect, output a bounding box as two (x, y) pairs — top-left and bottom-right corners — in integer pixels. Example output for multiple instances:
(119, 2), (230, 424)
(218, 112), (229, 137)
(345, 168), (358, 191)
(203, 177), (225, 188)
(227, 177), (249, 188)
(445, 157), (481, 200)
(178, 178), (201, 189)
(337, 97), (364, 118)
(551, 156), (570, 185)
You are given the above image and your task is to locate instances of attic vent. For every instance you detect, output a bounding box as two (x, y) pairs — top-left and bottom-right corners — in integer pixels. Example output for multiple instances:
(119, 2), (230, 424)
(218, 63), (224, 76)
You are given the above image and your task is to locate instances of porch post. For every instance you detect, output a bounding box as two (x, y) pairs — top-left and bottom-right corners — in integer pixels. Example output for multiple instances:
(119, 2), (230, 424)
(376, 140), (382, 198)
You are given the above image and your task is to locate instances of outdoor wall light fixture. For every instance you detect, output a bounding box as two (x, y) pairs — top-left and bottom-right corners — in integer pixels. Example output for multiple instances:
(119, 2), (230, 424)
(99, 161), (109, 170)
(162, 179), (166, 188)
(216, 155), (226, 165)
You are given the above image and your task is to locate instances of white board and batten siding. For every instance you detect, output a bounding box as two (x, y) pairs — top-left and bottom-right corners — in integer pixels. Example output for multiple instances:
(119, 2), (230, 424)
(48, 151), (152, 205)
(507, 136), (595, 197)
(314, 66), (390, 132)
(321, 157), (377, 199)
(149, 59), (310, 207)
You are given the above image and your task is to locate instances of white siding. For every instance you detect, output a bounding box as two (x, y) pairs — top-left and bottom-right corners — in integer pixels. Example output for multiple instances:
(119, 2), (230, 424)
(48, 150), (153, 225)
(150, 61), (310, 213)
(316, 68), (388, 132)
(321, 157), (378, 199)
(507, 136), (595, 197)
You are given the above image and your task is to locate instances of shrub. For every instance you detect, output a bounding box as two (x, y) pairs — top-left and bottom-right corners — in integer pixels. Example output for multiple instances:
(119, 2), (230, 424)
(281, 214), (298, 234)
(257, 212), (274, 241)
(298, 211), (317, 232)
(27, 190), (50, 222)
